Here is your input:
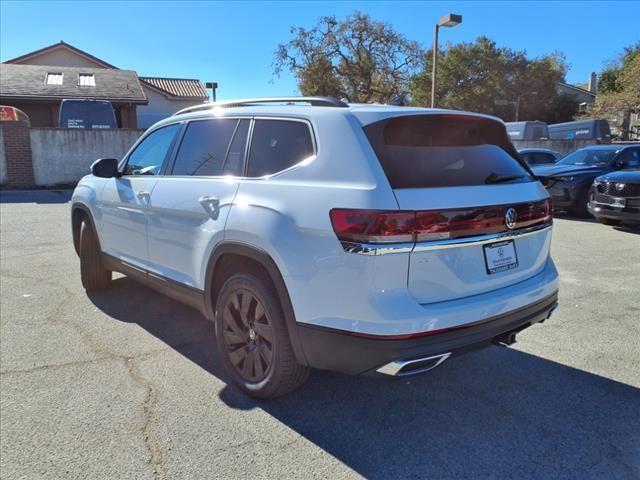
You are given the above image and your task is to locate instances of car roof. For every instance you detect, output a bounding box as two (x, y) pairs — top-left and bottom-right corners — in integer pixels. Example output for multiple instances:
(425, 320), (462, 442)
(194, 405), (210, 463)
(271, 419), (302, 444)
(577, 144), (639, 151)
(517, 148), (558, 153)
(154, 99), (505, 130)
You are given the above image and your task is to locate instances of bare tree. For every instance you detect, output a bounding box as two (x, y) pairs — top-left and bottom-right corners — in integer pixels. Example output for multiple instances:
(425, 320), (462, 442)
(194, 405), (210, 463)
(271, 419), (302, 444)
(274, 12), (423, 103)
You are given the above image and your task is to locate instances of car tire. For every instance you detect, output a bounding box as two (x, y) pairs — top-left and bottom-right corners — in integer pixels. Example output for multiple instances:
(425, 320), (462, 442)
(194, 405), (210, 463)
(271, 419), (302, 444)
(570, 190), (591, 218)
(79, 218), (111, 291)
(215, 272), (310, 398)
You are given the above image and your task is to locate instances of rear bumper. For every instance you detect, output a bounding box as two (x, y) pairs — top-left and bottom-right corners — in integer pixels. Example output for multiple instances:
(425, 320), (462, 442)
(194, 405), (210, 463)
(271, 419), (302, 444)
(297, 292), (558, 376)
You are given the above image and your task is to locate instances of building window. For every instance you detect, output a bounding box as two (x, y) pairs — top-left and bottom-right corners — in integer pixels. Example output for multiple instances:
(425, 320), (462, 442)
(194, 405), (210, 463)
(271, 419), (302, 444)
(46, 73), (63, 85)
(78, 73), (96, 87)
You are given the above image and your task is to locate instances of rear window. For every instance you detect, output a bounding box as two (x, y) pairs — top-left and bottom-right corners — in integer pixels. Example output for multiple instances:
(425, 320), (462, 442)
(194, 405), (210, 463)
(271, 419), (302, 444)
(529, 152), (556, 165)
(59, 100), (116, 129)
(364, 115), (533, 189)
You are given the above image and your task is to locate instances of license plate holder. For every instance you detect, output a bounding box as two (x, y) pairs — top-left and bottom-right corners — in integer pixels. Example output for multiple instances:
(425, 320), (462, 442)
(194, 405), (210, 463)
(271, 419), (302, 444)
(611, 197), (626, 208)
(483, 240), (519, 275)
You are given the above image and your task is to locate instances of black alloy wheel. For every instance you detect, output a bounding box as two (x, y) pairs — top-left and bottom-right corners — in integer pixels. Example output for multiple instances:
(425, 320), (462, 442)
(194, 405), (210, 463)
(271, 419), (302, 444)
(221, 289), (274, 382)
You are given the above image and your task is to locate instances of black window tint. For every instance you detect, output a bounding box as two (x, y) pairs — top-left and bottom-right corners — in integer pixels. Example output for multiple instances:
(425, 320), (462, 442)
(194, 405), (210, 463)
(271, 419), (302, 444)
(247, 120), (314, 177)
(59, 100), (116, 129)
(541, 153), (556, 163)
(173, 119), (238, 176)
(222, 120), (250, 176)
(532, 126), (544, 139)
(124, 124), (180, 175)
(618, 149), (640, 168)
(530, 152), (555, 165)
(364, 115), (532, 189)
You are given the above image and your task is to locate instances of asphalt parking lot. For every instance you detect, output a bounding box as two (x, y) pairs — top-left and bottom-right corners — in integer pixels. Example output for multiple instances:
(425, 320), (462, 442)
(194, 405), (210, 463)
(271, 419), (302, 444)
(1, 190), (639, 480)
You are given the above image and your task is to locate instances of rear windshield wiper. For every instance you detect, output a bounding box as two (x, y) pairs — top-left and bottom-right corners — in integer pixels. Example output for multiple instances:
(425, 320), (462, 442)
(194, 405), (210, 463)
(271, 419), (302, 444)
(484, 172), (524, 184)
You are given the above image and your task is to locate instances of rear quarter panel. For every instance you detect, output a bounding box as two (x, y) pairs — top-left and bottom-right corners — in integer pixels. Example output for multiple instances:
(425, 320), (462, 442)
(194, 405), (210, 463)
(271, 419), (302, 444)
(222, 111), (410, 326)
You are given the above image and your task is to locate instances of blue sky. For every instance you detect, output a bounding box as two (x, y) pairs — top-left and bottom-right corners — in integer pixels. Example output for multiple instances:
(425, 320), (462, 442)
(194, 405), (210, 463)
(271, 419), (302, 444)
(1, 1), (639, 100)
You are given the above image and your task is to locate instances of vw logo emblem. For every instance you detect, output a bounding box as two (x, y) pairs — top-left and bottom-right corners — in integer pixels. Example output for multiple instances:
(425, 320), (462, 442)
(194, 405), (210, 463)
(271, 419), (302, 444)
(615, 183), (625, 191)
(505, 208), (518, 230)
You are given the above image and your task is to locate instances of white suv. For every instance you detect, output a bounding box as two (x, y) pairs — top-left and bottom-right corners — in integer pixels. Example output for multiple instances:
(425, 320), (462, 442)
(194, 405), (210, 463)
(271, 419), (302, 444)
(71, 97), (559, 398)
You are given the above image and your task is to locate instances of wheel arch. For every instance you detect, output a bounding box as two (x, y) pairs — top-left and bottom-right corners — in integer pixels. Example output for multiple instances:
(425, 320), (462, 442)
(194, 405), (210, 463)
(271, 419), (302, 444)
(204, 242), (309, 367)
(71, 202), (101, 256)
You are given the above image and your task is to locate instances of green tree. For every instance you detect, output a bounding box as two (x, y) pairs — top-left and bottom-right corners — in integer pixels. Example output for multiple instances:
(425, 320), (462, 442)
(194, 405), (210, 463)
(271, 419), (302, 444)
(409, 36), (577, 122)
(273, 12), (423, 103)
(597, 43), (639, 94)
(586, 44), (640, 140)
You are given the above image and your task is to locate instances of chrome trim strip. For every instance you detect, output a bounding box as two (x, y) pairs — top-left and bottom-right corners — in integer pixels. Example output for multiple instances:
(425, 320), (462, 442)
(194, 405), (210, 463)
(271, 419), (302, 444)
(412, 223), (552, 252)
(340, 223), (552, 255)
(340, 241), (415, 255)
(376, 352), (451, 376)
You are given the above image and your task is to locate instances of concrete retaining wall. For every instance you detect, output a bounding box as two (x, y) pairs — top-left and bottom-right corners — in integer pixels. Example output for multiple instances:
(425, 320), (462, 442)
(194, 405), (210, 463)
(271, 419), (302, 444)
(512, 139), (598, 156)
(30, 128), (144, 186)
(0, 127), (6, 184)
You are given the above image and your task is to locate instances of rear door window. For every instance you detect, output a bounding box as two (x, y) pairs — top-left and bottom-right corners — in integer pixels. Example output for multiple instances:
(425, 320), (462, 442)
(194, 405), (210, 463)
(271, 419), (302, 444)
(364, 115), (533, 189)
(172, 119), (238, 176)
(222, 120), (250, 176)
(247, 120), (314, 177)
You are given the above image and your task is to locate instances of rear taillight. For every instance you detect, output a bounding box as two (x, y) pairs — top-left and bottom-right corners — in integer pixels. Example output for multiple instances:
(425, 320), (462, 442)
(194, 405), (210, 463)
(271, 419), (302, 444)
(329, 209), (415, 244)
(330, 199), (552, 245)
(516, 197), (553, 228)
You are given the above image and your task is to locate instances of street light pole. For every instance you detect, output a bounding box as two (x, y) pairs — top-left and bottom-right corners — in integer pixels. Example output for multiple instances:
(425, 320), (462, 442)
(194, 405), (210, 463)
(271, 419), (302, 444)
(205, 82), (218, 102)
(431, 13), (462, 108)
(431, 24), (439, 108)
(514, 94), (522, 122)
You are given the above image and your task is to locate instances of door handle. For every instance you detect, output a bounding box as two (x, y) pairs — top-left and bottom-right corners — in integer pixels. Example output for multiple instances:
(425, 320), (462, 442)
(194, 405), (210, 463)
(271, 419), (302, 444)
(136, 191), (150, 199)
(199, 196), (220, 219)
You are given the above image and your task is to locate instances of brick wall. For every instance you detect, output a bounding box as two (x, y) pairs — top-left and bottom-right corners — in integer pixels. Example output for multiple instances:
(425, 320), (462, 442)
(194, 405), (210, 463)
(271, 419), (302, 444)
(0, 122), (35, 188)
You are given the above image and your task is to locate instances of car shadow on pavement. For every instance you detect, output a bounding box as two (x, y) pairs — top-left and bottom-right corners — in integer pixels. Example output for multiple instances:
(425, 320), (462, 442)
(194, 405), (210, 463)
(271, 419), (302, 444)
(613, 225), (640, 235)
(553, 212), (599, 223)
(89, 277), (640, 479)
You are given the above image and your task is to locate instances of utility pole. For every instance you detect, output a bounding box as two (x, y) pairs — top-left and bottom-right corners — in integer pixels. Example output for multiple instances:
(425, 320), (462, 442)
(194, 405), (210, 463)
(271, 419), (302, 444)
(514, 91), (537, 121)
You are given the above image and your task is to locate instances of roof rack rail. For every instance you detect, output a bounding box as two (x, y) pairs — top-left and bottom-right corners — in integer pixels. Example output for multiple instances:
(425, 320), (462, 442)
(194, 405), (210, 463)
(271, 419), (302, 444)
(173, 96), (348, 116)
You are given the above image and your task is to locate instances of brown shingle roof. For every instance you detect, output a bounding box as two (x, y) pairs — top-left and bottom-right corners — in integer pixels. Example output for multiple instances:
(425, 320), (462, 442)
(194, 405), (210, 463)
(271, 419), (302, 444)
(140, 77), (208, 99)
(0, 64), (147, 103)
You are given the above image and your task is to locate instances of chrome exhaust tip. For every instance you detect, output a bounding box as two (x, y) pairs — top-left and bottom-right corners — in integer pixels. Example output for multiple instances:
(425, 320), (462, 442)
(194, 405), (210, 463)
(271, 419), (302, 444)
(376, 352), (451, 377)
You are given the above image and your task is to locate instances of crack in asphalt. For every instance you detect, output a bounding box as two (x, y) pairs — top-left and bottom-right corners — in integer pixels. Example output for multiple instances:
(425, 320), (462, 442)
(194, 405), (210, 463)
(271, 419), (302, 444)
(2, 281), (209, 480)
(44, 288), (119, 359)
(0, 356), (114, 375)
(126, 356), (167, 480)
(2, 246), (216, 480)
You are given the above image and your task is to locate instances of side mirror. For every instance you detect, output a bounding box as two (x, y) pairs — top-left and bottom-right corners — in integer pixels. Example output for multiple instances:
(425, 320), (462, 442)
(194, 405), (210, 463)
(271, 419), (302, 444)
(91, 158), (120, 178)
